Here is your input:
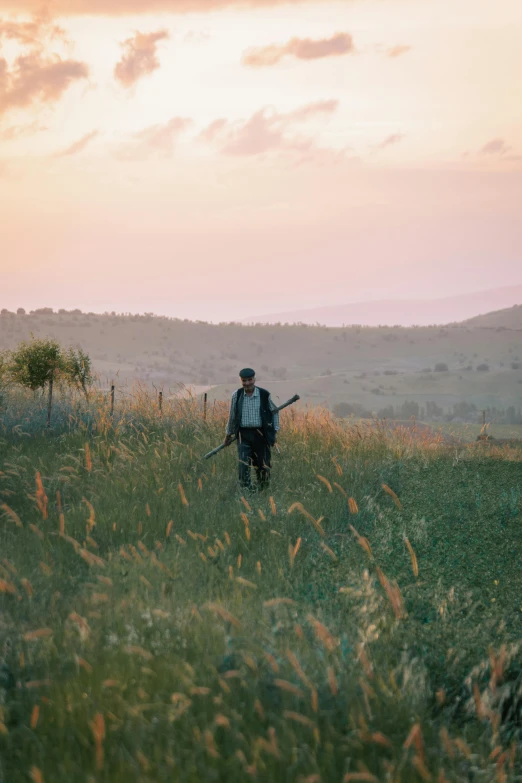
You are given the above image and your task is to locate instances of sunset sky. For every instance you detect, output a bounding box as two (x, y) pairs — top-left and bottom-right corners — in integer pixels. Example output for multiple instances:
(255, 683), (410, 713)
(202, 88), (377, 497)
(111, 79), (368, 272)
(1, 0), (521, 322)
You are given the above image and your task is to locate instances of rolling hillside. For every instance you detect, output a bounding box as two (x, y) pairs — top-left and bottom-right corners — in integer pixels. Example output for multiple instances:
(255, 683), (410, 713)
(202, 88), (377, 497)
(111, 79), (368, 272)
(463, 303), (522, 329)
(1, 306), (521, 416)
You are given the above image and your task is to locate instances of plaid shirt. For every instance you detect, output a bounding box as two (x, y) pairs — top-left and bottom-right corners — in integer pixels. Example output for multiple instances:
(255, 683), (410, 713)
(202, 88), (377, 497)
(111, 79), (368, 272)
(226, 386), (280, 435)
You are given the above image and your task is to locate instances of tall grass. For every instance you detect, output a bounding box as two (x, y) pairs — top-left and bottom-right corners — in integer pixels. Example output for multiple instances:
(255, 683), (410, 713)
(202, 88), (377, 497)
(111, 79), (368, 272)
(0, 388), (521, 782)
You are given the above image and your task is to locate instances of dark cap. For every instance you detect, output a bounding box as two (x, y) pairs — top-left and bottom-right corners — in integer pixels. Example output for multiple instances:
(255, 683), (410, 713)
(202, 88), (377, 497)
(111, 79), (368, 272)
(239, 367), (255, 378)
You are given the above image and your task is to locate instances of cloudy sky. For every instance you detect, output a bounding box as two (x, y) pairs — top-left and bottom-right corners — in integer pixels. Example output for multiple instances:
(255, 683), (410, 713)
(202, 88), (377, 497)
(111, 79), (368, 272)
(1, 0), (521, 321)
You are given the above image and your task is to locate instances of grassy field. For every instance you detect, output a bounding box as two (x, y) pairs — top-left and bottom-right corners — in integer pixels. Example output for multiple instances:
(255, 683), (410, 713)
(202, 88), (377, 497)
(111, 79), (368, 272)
(0, 392), (521, 782)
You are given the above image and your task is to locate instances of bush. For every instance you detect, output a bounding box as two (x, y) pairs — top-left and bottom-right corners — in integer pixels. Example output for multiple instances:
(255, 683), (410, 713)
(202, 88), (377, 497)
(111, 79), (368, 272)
(434, 363), (449, 372)
(476, 363), (489, 372)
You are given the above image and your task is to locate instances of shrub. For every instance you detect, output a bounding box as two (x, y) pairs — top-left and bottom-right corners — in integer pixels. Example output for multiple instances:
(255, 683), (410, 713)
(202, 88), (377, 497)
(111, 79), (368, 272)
(434, 363), (448, 372)
(64, 347), (95, 398)
(476, 363), (489, 372)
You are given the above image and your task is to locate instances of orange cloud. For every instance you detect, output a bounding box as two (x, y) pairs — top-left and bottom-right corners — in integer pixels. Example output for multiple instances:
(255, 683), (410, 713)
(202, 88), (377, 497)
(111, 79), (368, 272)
(386, 45), (411, 58)
(243, 32), (354, 67)
(0, 16), (67, 47)
(0, 51), (88, 116)
(0, 13), (87, 117)
(0, 0), (314, 14)
(114, 29), (169, 88)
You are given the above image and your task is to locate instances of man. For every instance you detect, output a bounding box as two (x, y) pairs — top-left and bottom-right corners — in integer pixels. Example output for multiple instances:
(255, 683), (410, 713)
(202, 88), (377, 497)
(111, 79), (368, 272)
(224, 368), (280, 490)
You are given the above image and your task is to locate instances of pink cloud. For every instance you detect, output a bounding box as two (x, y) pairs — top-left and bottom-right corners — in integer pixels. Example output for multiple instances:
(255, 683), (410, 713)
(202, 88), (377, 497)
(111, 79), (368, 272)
(134, 116), (192, 148)
(243, 32), (354, 67)
(114, 29), (169, 88)
(375, 133), (405, 149)
(0, 119), (47, 140)
(480, 138), (511, 156)
(285, 99), (339, 122)
(200, 99), (340, 158)
(198, 117), (227, 143)
(115, 116), (192, 159)
(53, 130), (99, 157)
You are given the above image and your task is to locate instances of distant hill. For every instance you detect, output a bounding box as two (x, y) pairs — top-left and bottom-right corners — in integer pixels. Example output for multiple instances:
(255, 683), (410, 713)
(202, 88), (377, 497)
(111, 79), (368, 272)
(462, 304), (522, 329)
(242, 284), (522, 327)
(1, 306), (522, 418)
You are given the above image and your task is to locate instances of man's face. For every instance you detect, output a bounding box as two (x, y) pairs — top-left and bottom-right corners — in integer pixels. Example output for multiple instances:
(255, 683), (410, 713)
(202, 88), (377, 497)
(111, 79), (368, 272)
(241, 375), (256, 393)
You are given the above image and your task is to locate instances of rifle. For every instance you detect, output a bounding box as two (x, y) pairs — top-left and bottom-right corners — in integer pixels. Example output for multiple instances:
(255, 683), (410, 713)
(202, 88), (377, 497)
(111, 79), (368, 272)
(203, 393), (300, 460)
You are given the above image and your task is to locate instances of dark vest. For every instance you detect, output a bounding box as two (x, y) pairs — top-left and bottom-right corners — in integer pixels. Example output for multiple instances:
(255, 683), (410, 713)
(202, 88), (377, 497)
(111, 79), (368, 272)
(233, 387), (276, 446)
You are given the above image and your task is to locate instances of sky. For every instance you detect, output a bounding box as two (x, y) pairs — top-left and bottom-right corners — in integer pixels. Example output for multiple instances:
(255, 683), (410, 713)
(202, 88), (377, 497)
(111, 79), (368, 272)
(0, 0), (521, 322)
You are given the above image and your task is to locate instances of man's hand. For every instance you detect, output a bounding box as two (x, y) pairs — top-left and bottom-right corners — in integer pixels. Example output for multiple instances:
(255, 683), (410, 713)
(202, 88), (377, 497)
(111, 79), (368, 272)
(223, 434), (233, 446)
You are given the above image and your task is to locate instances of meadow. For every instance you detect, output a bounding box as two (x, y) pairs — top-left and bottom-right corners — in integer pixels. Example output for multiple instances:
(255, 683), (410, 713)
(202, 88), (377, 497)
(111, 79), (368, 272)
(0, 390), (521, 782)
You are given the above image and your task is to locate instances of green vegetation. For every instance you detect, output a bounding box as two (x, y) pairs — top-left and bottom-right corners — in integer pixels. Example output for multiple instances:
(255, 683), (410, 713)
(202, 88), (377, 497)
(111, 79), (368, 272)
(4, 338), (94, 427)
(0, 392), (521, 781)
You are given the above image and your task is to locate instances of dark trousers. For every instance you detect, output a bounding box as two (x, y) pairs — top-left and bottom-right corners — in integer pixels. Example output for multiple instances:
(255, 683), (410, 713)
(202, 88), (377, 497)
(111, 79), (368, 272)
(237, 428), (271, 489)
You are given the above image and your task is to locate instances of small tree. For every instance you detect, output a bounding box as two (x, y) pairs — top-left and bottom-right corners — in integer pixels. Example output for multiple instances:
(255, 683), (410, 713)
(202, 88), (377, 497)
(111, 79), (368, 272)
(8, 338), (63, 427)
(64, 347), (94, 398)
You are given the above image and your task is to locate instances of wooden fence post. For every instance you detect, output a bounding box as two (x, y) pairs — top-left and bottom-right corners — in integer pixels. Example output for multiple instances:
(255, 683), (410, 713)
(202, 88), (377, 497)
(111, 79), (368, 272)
(159, 390), (163, 414)
(110, 384), (115, 415)
(203, 392), (207, 421)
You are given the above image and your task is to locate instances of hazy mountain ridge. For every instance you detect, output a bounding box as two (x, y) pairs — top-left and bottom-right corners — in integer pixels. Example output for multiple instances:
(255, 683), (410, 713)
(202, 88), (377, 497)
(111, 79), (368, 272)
(241, 284), (522, 327)
(462, 304), (522, 329)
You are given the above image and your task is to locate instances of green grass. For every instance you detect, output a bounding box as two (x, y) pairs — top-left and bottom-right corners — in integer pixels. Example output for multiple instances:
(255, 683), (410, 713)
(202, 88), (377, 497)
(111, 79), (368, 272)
(0, 393), (521, 782)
